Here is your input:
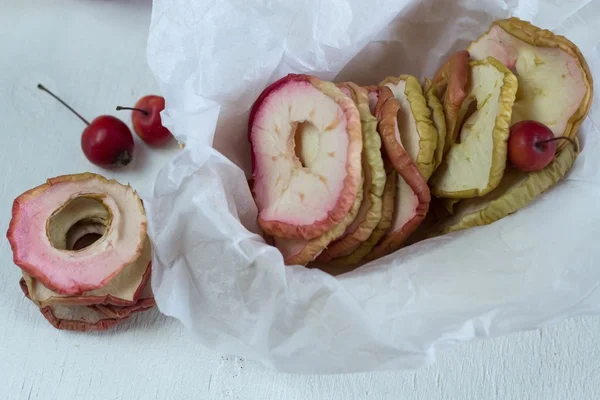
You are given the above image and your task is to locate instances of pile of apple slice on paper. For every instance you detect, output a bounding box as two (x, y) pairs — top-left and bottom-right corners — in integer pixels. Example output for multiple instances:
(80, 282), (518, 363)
(7, 173), (156, 331)
(247, 18), (593, 274)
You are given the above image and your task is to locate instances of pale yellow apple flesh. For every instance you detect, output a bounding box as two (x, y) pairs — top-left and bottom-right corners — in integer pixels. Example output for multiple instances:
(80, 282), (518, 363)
(429, 57), (518, 199)
(468, 18), (593, 148)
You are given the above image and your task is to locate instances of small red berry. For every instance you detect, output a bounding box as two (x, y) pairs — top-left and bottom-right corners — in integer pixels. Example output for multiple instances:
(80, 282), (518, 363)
(117, 95), (172, 147)
(81, 116), (134, 167)
(37, 84), (134, 168)
(508, 120), (576, 172)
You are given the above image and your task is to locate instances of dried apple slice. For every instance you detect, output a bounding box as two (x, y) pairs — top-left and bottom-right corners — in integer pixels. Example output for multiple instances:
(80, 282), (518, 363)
(428, 50), (472, 153)
(381, 75), (438, 181)
(401, 202), (441, 247)
(322, 162), (397, 272)
(249, 74), (362, 241)
(429, 57), (518, 199)
(423, 80), (447, 171)
(468, 18), (593, 149)
(274, 173), (364, 266)
(94, 298), (155, 320)
(363, 87), (431, 261)
(22, 236), (152, 308)
(316, 82), (386, 261)
(40, 304), (125, 332)
(7, 173), (147, 295)
(93, 278), (156, 319)
(369, 86), (429, 192)
(431, 139), (578, 235)
(19, 278), (123, 332)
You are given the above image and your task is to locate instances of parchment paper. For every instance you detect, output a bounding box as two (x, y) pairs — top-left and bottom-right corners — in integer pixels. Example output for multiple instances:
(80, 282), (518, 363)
(145, 0), (600, 373)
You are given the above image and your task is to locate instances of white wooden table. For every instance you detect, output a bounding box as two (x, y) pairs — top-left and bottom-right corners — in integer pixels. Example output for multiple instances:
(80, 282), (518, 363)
(1, 1), (599, 399)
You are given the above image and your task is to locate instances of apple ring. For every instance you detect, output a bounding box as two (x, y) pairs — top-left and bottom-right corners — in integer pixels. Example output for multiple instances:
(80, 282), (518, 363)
(249, 74), (363, 240)
(7, 173), (147, 295)
(316, 82), (386, 261)
(363, 86), (431, 261)
(19, 278), (123, 332)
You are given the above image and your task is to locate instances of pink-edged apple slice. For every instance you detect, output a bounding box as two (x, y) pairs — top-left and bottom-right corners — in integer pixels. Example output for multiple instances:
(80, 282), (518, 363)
(19, 278), (123, 332)
(364, 86), (431, 261)
(40, 304), (125, 332)
(380, 75), (438, 181)
(274, 173), (364, 266)
(316, 82), (386, 261)
(427, 50), (472, 153)
(7, 173), (147, 296)
(249, 74), (363, 241)
(468, 18), (593, 149)
(318, 158), (397, 275)
(22, 237), (152, 308)
(93, 277), (156, 319)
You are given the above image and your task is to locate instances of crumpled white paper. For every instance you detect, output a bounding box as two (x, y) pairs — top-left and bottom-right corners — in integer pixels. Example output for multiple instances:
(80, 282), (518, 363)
(145, 0), (600, 373)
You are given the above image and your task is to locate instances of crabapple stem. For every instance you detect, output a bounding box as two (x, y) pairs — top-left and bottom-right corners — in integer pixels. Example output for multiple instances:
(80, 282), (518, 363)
(37, 83), (90, 125)
(535, 136), (576, 150)
(116, 106), (149, 116)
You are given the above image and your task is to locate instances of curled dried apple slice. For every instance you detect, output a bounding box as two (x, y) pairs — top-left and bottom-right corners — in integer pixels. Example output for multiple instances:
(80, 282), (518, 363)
(7, 173), (147, 295)
(41, 304), (124, 332)
(22, 236), (152, 308)
(468, 18), (593, 149)
(423, 80), (446, 172)
(274, 173), (363, 266)
(19, 278), (123, 332)
(381, 75), (438, 181)
(364, 86), (431, 261)
(322, 162), (396, 273)
(428, 50), (472, 153)
(430, 57), (518, 199)
(431, 139), (578, 235)
(316, 82), (386, 261)
(93, 278), (156, 319)
(249, 74), (362, 241)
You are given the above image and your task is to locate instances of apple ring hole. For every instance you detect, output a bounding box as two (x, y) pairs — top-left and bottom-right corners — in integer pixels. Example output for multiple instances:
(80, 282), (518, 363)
(66, 221), (106, 251)
(46, 196), (111, 251)
(72, 234), (102, 251)
(292, 120), (319, 169)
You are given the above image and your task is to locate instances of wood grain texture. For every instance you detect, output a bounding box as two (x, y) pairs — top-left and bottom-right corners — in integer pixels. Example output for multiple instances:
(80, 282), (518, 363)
(1, 1), (599, 399)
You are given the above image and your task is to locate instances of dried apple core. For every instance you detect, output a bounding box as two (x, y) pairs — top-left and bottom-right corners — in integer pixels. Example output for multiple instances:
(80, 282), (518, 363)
(47, 196), (111, 252)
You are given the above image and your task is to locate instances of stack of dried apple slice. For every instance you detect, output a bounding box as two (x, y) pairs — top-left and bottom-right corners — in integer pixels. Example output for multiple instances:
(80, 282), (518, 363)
(249, 17), (593, 273)
(426, 17), (592, 236)
(249, 74), (364, 266)
(7, 173), (155, 331)
(361, 78), (437, 262)
(248, 73), (439, 271)
(315, 82), (387, 263)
